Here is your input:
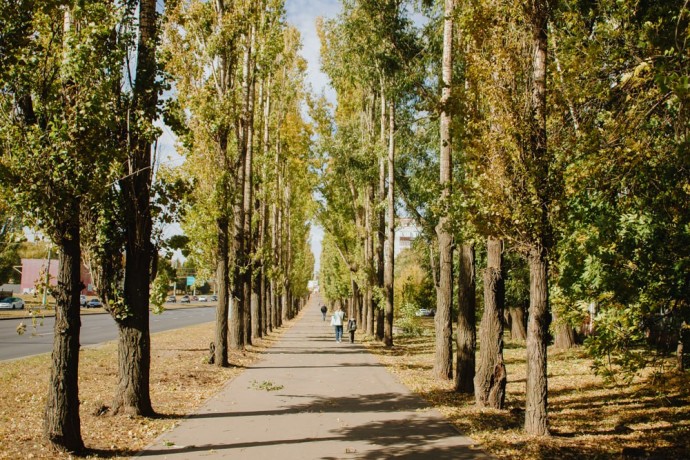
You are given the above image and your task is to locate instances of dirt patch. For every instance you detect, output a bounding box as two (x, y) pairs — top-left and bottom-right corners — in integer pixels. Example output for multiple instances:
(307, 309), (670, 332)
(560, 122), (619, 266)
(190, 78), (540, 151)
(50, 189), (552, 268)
(0, 318), (291, 459)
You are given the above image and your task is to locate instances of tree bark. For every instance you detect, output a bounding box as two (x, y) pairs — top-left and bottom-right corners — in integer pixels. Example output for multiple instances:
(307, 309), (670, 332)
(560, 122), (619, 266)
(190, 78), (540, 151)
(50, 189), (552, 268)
(455, 243), (476, 393)
(44, 215), (84, 452)
(524, 0), (551, 436)
(242, 23), (256, 346)
(383, 100), (395, 347)
(364, 184), (375, 331)
(260, 76), (271, 335)
(474, 237), (505, 408)
(526, 246), (550, 435)
(434, 0), (456, 379)
(374, 89), (385, 339)
(509, 306), (527, 341)
(677, 333), (685, 373)
(214, 214), (230, 366)
(553, 310), (576, 350)
(230, 156), (246, 349)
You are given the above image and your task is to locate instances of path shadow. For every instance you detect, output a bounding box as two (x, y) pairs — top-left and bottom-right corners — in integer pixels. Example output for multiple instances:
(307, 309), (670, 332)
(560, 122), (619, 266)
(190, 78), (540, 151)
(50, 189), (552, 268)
(186, 392), (428, 419)
(139, 412), (487, 459)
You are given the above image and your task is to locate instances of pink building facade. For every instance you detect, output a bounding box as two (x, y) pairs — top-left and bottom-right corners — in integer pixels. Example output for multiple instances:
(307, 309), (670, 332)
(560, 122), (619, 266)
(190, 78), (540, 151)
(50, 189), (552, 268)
(20, 258), (95, 295)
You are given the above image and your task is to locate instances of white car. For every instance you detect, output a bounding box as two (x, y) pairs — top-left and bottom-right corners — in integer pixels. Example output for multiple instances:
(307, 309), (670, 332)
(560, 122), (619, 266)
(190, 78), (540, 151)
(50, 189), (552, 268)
(198, 296), (208, 302)
(0, 297), (25, 309)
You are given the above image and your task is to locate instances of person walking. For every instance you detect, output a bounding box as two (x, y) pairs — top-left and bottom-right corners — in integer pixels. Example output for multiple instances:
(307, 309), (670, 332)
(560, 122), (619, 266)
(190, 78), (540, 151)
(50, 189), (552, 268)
(320, 304), (327, 321)
(330, 305), (345, 342)
(347, 318), (357, 343)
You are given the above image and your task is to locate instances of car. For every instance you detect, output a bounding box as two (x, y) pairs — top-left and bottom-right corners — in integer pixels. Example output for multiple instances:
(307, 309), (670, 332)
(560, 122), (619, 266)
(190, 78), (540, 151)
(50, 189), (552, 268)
(191, 295), (199, 301)
(415, 308), (435, 317)
(166, 295), (176, 303)
(85, 298), (103, 308)
(180, 295), (190, 303)
(210, 295), (218, 302)
(198, 296), (207, 302)
(0, 297), (24, 309)
(80, 295), (87, 306)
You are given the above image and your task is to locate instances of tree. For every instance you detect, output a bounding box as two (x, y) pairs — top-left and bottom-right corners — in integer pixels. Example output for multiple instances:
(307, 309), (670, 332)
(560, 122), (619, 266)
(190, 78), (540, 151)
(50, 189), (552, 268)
(0, 0), (124, 450)
(109, 0), (160, 416)
(434, 0), (456, 380)
(455, 243), (476, 393)
(474, 237), (506, 408)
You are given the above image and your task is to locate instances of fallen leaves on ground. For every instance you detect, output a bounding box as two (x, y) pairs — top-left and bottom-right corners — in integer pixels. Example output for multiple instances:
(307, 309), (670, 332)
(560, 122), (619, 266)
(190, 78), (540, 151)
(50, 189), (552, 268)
(0, 317), (290, 459)
(363, 323), (690, 459)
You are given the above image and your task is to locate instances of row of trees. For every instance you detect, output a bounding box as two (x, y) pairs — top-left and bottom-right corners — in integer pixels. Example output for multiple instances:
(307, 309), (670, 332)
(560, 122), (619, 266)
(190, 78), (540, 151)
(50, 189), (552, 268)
(317, 0), (690, 438)
(0, 0), (315, 453)
(163, 0), (315, 364)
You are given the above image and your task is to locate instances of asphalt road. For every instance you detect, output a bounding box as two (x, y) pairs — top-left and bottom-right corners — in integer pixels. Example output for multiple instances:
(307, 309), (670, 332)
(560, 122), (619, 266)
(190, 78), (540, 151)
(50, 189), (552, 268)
(0, 306), (216, 361)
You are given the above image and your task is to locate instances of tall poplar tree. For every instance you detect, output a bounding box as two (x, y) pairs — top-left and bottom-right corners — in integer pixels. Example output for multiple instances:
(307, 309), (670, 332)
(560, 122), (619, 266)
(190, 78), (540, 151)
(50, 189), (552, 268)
(434, 0), (456, 380)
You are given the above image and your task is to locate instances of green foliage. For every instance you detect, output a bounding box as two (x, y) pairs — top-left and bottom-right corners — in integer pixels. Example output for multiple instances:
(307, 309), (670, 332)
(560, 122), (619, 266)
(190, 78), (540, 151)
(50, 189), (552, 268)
(0, 2), (125, 242)
(0, 213), (22, 284)
(149, 269), (170, 315)
(395, 301), (424, 336)
(584, 301), (648, 384)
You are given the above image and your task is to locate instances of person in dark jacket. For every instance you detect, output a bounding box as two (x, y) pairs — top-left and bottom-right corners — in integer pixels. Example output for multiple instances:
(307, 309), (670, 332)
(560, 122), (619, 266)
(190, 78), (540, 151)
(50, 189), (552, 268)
(347, 318), (357, 343)
(320, 304), (327, 321)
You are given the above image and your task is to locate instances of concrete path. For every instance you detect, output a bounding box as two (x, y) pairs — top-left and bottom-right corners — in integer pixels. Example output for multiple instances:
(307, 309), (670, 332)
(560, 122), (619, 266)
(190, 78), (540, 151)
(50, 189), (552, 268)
(139, 295), (490, 459)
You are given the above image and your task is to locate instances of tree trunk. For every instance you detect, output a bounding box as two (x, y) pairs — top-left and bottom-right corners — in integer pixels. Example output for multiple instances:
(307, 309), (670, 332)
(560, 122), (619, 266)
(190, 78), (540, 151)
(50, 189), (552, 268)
(214, 215), (230, 366)
(474, 237), (505, 408)
(383, 100), (395, 347)
(434, 0), (456, 380)
(242, 24), (256, 346)
(526, 246), (550, 435)
(553, 310), (576, 350)
(44, 216), (84, 452)
(271, 154), (279, 329)
(524, 0), (551, 437)
(374, 89), (385, 339)
(455, 243), (476, 394)
(509, 306), (527, 341)
(364, 185), (375, 330)
(113, 0), (156, 416)
(677, 333), (685, 373)
(230, 174), (246, 349)
(350, 278), (361, 325)
(260, 76), (271, 335)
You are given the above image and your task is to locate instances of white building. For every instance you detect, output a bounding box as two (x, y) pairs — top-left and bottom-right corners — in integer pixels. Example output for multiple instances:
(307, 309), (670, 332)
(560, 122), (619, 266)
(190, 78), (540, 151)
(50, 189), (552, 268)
(394, 217), (421, 258)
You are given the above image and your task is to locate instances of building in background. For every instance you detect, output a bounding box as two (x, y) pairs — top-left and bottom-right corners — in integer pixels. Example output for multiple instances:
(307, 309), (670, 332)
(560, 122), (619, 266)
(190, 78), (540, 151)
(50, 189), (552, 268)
(394, 217), (421, 257)
(20, 259), (95, 295)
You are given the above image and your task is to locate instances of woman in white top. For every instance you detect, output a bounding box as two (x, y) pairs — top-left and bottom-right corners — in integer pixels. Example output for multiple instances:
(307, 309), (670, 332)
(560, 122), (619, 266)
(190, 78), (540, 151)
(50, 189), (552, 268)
(331, 305), (345, 342)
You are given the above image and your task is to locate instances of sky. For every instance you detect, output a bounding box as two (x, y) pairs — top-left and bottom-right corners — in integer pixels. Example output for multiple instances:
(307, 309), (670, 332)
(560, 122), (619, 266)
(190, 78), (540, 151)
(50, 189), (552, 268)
(285, 0), (342, 275)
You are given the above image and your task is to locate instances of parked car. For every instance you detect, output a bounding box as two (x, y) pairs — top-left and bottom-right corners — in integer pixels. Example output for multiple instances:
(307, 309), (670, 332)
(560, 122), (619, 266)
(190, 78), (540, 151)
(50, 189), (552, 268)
(0, 297), (24, 309)
(191, 295), (199, 301)
(198, 296), (207, 302)
(180, 295), (191, 303)
(166, 295), (176, 303)
(80, 295), (87, 306)
(210, 295), (218, 302)
(415, 308), (435, 317)
(85, 298), (103, 308)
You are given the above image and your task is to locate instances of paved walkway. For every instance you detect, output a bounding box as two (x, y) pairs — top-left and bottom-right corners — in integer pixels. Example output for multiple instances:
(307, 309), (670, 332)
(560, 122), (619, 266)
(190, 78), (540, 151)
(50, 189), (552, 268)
(138, 295), (490, 459)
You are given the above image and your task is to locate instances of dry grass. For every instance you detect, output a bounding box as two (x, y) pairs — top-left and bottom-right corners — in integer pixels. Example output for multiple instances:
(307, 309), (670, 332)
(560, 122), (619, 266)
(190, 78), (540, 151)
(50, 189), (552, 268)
(0, 316), (289, 459)
(364, 320), (690, 459)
